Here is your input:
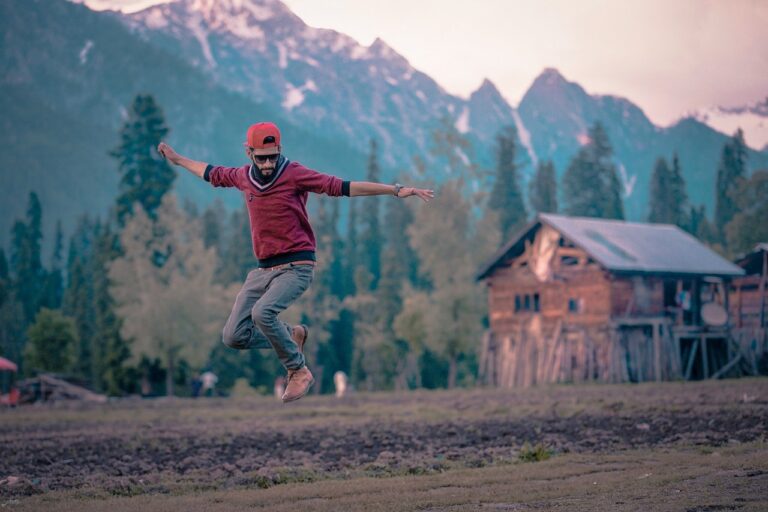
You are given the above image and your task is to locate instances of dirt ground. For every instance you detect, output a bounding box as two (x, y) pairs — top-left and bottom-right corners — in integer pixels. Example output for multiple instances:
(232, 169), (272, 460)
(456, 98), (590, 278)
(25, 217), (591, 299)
(1, 379), (766, 510)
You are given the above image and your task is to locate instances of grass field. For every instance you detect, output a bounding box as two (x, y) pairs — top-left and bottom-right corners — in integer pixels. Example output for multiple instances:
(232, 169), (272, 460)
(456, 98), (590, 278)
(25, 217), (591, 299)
(1, 379), (766, 511)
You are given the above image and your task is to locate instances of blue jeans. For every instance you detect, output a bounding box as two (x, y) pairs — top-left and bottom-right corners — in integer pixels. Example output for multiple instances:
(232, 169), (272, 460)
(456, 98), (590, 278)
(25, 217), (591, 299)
(221, 263), (314, 371)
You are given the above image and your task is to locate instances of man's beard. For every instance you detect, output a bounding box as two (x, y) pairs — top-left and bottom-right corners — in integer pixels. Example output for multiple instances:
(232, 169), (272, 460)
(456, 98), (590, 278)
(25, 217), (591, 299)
(253, 160), (276, 177)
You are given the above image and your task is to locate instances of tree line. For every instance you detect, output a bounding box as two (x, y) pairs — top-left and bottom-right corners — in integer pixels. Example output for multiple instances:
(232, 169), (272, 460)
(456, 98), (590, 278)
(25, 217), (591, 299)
(1, 96), (765, 396)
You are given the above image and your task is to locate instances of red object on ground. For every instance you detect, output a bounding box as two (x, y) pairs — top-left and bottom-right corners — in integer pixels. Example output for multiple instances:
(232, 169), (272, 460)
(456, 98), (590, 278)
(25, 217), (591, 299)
(0, 356), (17, 372)
(0, 388), (19, 406)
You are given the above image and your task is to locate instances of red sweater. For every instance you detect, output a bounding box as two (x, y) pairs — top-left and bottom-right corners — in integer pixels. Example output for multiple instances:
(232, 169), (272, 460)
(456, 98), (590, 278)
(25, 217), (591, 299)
(204, 159), (349, 267)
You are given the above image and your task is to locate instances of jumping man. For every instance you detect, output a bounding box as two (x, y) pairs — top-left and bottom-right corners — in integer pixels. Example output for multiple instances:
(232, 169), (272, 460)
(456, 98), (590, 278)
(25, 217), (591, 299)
(158, 122), (433, 402)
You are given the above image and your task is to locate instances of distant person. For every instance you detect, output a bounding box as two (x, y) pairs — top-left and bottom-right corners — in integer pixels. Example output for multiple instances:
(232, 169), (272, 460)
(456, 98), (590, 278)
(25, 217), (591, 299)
(200, 370), (218, 397)
(191, 374), (203, 398)
(140, 375), (151, 397)
(158, 123), (433, 403)
(333, 371), (348, 398)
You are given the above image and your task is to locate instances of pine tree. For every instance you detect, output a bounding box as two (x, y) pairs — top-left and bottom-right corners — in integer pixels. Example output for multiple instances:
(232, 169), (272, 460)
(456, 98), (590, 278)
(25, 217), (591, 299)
(11, 192), (46, 326)
(343, 201), (359, 297)
(378, 192), (423, 390)
(648, 157), (672, 223)
(649, 155), (690, 227)
(528, 160), (558, 215)
(715, 129), (748, 241)
(63, 216), (97, 381)
(669, 153), (689, 228)
(360, 139), (383, 290)
(489, 126), (527, 239)
(562, 122), (624, 219)
(0, 249), (8, 308)
(0, 248), (25, 369)
(111, 94), (176, 225)
(328, 200), (345, 300)
(91, 223), (130, 394)
(313, 199), (338, 298)
(41, 220), (64, 310)
(378, 191), (419, 326)
(686, 205), (717, 243)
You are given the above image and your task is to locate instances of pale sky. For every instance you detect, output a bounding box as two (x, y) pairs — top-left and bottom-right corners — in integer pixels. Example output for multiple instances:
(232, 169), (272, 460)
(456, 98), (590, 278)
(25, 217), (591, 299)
(79, 0), (768, 126)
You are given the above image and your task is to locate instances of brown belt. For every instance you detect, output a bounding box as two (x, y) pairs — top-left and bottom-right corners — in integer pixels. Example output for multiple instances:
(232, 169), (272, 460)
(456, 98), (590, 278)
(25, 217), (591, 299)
(258, 260), (315, 271)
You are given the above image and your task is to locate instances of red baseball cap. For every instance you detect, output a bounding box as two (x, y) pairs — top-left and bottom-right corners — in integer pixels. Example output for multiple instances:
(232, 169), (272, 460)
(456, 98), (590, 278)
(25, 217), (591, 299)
(245, 122), (281, 155)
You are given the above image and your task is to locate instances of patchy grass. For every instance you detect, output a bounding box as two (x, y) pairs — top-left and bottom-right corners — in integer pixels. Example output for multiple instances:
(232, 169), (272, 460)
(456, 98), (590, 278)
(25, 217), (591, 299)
(518, 442), (554, 462)
(1, 378), (766, 510)
(8, 442), (768, 512)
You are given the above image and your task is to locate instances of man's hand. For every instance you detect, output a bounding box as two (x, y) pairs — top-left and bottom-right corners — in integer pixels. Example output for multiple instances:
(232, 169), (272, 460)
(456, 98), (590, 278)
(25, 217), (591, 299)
(398, 187), (435, 203)
(157, 142), (181, 165)
(157, 142), (208, 178)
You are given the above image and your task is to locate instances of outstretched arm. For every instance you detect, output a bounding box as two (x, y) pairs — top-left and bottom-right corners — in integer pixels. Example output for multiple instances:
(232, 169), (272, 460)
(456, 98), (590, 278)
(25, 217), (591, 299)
(350, 182), (434, 202)
(158, 142), (208, 178)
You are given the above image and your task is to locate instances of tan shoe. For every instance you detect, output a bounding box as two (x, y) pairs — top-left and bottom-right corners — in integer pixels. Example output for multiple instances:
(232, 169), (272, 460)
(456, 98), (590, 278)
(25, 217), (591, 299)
(291, 324), (309, 354)
(281, 366), (314, 403)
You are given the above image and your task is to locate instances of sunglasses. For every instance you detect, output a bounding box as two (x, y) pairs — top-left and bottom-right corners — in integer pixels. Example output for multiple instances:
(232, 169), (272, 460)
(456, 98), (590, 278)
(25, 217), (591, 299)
(251, 152), (279, 163)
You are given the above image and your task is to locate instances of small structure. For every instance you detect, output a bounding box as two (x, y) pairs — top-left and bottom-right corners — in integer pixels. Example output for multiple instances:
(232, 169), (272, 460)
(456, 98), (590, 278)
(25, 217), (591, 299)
(16, 374), (107, 404)
(730, 243), (768, 373)
(0, 357), (19, 406)
(477, 214), (746, 387)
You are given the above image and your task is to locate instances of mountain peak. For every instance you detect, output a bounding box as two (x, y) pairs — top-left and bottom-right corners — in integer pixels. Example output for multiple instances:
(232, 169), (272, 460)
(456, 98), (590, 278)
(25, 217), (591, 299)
(369, 37), (397, 58)
(470, 78), (506, 104)
(520, 66), (588, 108)
(534, 67), (568, 87)
(477, 78), (499, 94)
(132, 0), (304, 43)
(189, 0), (284, 19)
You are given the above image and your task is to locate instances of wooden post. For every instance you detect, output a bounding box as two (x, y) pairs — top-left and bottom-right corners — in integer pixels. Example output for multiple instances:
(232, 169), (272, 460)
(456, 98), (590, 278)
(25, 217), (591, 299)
(676, 279), (683, 325)
(635, 332), (644, 383)
(685, 339), (699, 380)
(566, 331), (573, 382)
(760, 250), (767, 328)
(701, 334), (709, 379)
(653, 320), (662, 381)
(609, 328), (617, 383)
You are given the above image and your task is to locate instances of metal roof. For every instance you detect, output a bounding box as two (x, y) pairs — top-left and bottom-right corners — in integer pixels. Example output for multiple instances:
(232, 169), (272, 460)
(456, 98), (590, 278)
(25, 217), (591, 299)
(478, 213), (745, 280)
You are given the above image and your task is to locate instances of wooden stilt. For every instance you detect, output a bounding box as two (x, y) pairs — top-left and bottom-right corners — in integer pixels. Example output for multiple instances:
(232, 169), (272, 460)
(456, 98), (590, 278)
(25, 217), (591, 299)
(684, 339), (699, 380)
(653, 321), (662, 381)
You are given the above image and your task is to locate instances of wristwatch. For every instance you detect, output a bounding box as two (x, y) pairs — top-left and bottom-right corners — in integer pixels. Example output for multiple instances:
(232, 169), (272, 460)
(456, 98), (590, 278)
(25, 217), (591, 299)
(393, 183), (404, 197)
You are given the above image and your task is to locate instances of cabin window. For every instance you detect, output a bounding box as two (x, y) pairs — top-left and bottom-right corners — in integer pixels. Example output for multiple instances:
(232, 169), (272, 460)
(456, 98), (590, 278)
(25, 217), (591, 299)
(561, 255), (579, 266)
(568, 298), (583, 313)
(515, 293), (541, 313)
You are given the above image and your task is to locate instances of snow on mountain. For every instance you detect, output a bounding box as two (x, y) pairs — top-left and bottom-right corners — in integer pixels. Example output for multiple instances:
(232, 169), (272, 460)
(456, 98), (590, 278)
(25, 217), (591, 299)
(687, 98), (768, 151)
(65, 0), (768, 220)
(121, 0), (507, 172)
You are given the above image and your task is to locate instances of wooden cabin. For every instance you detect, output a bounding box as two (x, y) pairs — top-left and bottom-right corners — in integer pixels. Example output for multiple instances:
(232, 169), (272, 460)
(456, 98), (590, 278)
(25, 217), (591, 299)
(730, 243), (768, 373)
(477, 214), (745, 388)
